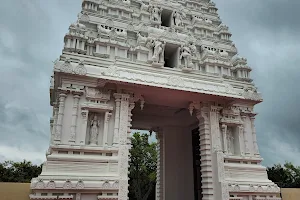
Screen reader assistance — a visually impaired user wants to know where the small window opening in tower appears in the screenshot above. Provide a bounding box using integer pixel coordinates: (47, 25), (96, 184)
(164, 43), (179, 68)
(161, 9), (173, 27)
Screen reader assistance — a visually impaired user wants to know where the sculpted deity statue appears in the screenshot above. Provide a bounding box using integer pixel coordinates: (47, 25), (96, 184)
(149, 6), (162, 22)
(226, 129), (234, 155)
(180, 44), (194, 69)
(151, 39), (166, 63)
(139, 0), (149, 11)
(90, 115), (101, 145)
(189, 42), (197, 56)
(172, 11), (184, 27)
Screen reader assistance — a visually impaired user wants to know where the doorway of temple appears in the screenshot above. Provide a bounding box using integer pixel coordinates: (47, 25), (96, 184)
(192, 128), (203, 200)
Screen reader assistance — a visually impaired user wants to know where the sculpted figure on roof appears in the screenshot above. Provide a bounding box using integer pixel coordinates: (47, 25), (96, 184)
(149, 5), (162, 22)
(180, 43), (194, 69)
(152, 39), (166, 63)
(172, 10), (184, 27)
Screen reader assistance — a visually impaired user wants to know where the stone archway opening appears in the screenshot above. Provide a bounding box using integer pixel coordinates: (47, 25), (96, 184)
(129, 85), (203, 200)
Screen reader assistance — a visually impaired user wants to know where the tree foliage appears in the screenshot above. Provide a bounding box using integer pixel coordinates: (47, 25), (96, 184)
(267, 162), (300, 188)
(0, 160), (42, 183)
(129, 132), (157, 200)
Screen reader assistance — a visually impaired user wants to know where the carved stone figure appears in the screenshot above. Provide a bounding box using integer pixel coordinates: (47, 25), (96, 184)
(172, 11), (183, 27)
(180, 44), (194, 69)
(149, 6), (162, 22)
(226, 129), (234, 155)
(98, 25), (110, 35)
(151, 39), (165, 63)
(140, 1), (149, 11)
(90, 115), (100, 145)
(189, 42), (197, 56)
(136, 32), (147, 46)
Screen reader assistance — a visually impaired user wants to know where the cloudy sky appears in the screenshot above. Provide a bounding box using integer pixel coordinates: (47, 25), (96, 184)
(0, 0), (299, 166)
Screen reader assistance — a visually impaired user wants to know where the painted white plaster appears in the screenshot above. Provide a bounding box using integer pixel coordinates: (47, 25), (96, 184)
(30, 0), (281, 200)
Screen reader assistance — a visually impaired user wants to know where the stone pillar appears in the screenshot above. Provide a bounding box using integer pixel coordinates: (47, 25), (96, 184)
(196, 104), (214, 200)
(113, 94), (122, 146)
(156, 131), (164, 200)
(80, 110), (89, 145)
(238, 125), (245, 156)
(69, 93), (81, 143)
(250, 116), (260, 156)
(103, 111), (112, 146)
(117, 94), (130, 200)
(221, 124), (227, 153)
(54, 92), (67, 143)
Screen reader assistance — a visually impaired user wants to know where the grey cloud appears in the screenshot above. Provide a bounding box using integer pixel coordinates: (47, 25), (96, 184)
(0, 0), (299, 166)
(0, 0), (81, 162)
(215, 0), (300, 165)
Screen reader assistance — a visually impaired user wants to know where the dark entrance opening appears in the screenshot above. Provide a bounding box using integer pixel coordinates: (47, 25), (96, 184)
(192, 128), (203, 200)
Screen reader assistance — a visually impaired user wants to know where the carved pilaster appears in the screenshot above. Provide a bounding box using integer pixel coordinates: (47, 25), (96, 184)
(238, 125), (245, 156)
(221, 124), (227, 154)
(250, 117), (260, 156)
(80, 110), (89, 144)
(69, 93), (81, 143)
(54, 92), (68, 142)
(156, 130), (164, 200)
(113, 94), (122, 146)
(103, 111), (112, 146)
(196, 103), (214, 200)
(117, 94), (130, 200)
(241, 116), (250, 155)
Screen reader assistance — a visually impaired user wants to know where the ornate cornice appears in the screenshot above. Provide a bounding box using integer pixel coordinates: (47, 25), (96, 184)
(55, 58), (262, 102)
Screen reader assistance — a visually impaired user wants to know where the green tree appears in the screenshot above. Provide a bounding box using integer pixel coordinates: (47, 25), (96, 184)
(129, 132), (157, 200)
(267, 162), (300, 188)
(0, 160), (42, 182)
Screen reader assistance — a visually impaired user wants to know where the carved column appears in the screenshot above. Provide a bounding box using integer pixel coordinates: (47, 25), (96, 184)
(69, 93), (81, 143)
(238, 125), (245, 156)
(196, 104), (214, 200)
(221, 124), (227, 153)
(156, 131), (164, 200)
(113, 94), (122, 146)
(241, 116), (250, 155)
(103, 111), (112, 146)
(54, 92), (68, 142)
(250, 117), (260, 156)
(117, 94), (130, 200)
(80, 110), (89, 145)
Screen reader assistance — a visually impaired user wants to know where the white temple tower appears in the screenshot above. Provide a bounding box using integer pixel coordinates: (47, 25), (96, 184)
(30, 0), (281, 200)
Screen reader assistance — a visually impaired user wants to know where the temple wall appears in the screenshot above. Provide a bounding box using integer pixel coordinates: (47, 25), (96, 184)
(55, 89), (116, 146)
(164, 126), (194, 200)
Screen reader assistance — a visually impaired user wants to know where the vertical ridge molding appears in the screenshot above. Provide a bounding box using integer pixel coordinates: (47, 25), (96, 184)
(117, 93), (130, 200)
(196, 103), (214, 200)
(54, 92), (68, 143)
(156, 131), (164, 200)
(69, 92), (82, 143)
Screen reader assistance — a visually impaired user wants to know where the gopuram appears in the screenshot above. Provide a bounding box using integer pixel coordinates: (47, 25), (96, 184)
(30, 0), (281, 200)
